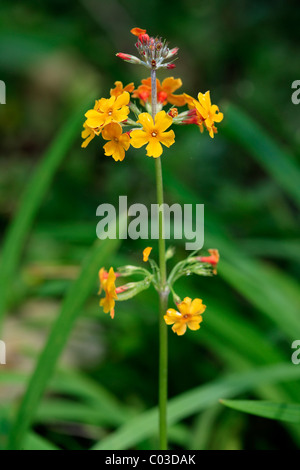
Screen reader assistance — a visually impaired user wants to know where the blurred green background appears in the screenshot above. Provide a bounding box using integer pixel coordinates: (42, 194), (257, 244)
(0, 0), (300, 450)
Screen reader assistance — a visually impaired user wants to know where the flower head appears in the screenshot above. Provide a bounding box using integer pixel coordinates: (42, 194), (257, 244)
(164, 297), (206, 336)
(81, 122), (101, 148)
(85, 92), (130, 129)
(132, 77), (185, 108)
(198, 249), (220, 274)
(185, 92), (223, 138)
(99, 267), (118, 318)
(130, 111), (175, 158)
(102, 122), (130, 162)
(110, 81), (135, 98)
(143, 246), (152, 262)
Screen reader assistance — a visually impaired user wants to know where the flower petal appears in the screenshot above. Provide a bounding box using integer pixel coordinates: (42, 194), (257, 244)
(172, 322), (187, 336)
(161, 77), (182, 93)
(114, 91), (130, 108)
(146, 138), (163, 158)
(102, 122), (122, 140)
(138, 112), (154, 132)
(130, 129), (149, 148)
(159, 130), (175, 148)
(190, 298), (206, 315)
(187, 321), (201, 331)
(154, 111), (172, 132)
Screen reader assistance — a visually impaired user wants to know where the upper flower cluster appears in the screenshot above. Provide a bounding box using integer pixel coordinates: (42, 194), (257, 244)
(81, 27), (224, 160)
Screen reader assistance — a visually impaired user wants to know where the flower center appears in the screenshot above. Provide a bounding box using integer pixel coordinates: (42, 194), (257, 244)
(113, 137), (119, 143)
(151, 131), (157, 137)
(108, 110), (113, 116)
(183, 314), (189, 320)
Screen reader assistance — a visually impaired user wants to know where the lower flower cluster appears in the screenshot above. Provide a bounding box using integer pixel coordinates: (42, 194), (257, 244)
(98, 247), (219, 336)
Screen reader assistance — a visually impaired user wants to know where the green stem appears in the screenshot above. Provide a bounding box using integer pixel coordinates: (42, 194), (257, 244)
(151, 68), (169, 450)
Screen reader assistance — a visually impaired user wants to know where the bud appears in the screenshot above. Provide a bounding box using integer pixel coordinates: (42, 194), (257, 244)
(139, 33), (150, 44)
(116, 53), (143, 65)
(168, 108), (178, 118)
(165, 47), (179, 59)
(167, 63), (176, 69)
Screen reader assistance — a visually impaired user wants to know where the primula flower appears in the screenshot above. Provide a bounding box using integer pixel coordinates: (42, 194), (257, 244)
(102, 122), (130, 162)
(130, 111), (175, 158)
(164, 297), (206, 336)
(198, 249), (220, 274)
(110, 81), (135, 98)
(143, 246), (152, 262)
(132, 77), (185, 107)
(99, 267), (118, 319)
(185, 92), (223, 138)
(85, 91), (130, 129)
(81, 122), (101, 148)
(158, 77), (186, 106)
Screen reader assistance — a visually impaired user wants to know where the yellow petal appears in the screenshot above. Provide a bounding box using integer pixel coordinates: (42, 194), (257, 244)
(85, 110), (106, 128)
(102, 122), (122, 140)
(178, 297), (192, 315)
(114, 91), (130, 108)
(159, 130), (175, 148)
(146, 138), (163, 158)
(164, 315), (175, 325)
(130, 129), (149, 148)
(172, 322), (187, 336)
(187, 321), (201, 331)
(154, 110), (172, 132)
(143, 246), (152, 262)
(119, 133), (131, 150)
(112, 107), (130, 123)
(81, 131), (95, 148)
(190, 298), (206, 315)
(137, 112), (154, 132)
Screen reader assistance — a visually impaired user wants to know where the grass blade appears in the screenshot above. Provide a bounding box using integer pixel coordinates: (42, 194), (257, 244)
(92, 363), (300, 450)
(7, 235), (121, 450)
(222, 103), (300, 207)
(0, 96), (93, 333)
(221, 399), (300, 424)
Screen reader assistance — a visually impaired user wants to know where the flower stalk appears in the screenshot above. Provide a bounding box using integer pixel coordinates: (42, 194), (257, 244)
(151, 66), (169, 450)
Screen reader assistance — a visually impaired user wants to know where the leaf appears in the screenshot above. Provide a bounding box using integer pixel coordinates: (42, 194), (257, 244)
(7, 233), (121, 450)
(0, 96), (94, 333)
(92, 363), (300, 450)
(221, 399), (300, 423)
(222, 103), (300, 207)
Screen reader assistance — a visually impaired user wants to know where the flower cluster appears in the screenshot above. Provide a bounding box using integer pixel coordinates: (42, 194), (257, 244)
(98, 247), (219, 336)
(81, 27), (224, 160)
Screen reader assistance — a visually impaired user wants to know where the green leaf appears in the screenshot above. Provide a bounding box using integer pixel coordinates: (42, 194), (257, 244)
(7, 234), (121, 450)
(0, 96), (94, 333)
(23, 432), (60, 451)
(222, 103), (300, 207)
(92, 363), (300, 450)
(221, 399), (300, 423)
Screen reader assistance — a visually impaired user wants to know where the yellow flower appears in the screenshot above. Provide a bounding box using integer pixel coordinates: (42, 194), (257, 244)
(143, 246), (152, 262)
(85, 91), (130, 129)
(130, 111), (175, 158)
(164, 297), (206, 336)
(189, 91), (223, 138)
(99, 267), (118, 319)
(102, 122), (130, 162)
(81, 122), (101, 148)
(110, 81), (135, 98)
